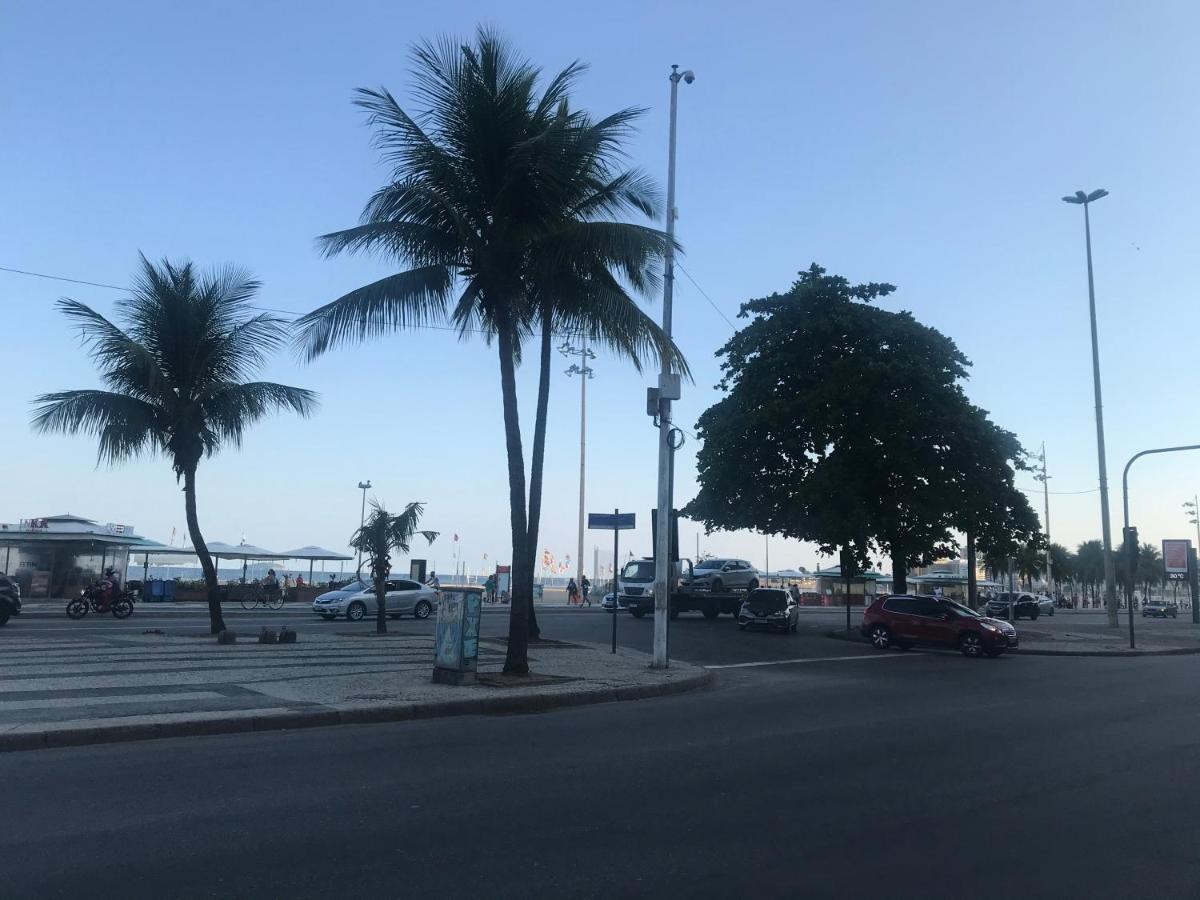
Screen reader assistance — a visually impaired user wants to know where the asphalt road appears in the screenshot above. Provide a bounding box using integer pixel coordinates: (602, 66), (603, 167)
(6, 605), (1200, 897)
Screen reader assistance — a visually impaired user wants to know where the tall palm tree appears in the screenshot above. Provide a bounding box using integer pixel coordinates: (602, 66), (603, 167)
(295, 28), (682, 673)
(349, 500), (438, 634)
(32, 255), (317, 633)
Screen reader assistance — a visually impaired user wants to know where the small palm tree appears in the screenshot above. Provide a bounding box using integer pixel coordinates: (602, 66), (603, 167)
(349, 501), (438, 634)
(32, 255), (317, 633)
(295, 28), (683, 673)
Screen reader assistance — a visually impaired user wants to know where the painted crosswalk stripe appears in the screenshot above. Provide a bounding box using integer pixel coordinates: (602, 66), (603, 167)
(705, 653), (925, 669)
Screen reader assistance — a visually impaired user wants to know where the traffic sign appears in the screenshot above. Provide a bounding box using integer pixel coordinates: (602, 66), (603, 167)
(588, 512), (636, 531)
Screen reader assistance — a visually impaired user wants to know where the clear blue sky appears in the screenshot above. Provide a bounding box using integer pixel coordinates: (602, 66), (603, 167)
(4, 0), (1200, 577)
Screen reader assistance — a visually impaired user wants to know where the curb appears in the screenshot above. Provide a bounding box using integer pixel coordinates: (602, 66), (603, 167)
(0, 669), (712, 753)
(823, 629), (1200, 658)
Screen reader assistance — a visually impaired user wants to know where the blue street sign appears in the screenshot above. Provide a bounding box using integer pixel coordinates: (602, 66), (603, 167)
(588, 512), (636, 531)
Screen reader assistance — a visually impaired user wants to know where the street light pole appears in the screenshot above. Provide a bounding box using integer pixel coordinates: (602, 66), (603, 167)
(356, 480), (371, 573)
(1035, 443), (1052, 593)
(653, 64), (694, 670)
(1063, 188), (1117, 626)
(1123, 444), (1200, 648)
(561, 340), (595, 590)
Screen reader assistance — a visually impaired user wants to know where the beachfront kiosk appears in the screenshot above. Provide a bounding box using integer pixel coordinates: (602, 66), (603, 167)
(0, 514), (151, 599)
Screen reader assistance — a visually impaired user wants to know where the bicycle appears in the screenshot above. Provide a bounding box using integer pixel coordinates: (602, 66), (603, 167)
(240, 583), (285, 611)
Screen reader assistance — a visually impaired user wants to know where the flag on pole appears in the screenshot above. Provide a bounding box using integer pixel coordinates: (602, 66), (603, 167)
(454, 533), (459, 542)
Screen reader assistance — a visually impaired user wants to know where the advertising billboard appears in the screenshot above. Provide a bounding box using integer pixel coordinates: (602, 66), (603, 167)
(1162, 539), (1191, 577)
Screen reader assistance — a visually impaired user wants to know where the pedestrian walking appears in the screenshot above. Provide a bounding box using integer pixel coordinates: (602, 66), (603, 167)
(567, 577), (578, 605)
(484, 574), (496, 604)
(581, 575), (591, 606)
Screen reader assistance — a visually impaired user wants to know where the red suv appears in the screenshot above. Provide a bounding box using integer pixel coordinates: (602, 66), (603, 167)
(861, 594), (1017, 658)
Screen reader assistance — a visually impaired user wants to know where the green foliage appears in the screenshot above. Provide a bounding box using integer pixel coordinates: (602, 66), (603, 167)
(1048, 543), (1074, 584)
(294, 27), (686, 670)
(684, 264), (1041, 579)
(32, 255), (317, 633)
(349, 501), (438, 633)
(33, 255), (317, 475)
(1074, 540), (1107, 586)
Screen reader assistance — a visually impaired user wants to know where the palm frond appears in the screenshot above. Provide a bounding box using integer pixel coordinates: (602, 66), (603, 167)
(293, 265), (453, 360)
(31, 389), (162, 465)
(55, 298), (170, 400)
(203, 381), (318, 447)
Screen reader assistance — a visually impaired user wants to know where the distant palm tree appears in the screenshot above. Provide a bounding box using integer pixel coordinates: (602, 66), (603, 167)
(32, 255), (317, 633)
(1048, 542), (1074, 593)
(349, 501), (438, 634)
(294, 28), (682, 673)
(1016, 542), (1044, 590)
(1075, 540), (1106, 604)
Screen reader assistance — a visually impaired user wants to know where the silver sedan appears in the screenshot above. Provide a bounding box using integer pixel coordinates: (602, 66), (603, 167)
(312, 578), (437, 621)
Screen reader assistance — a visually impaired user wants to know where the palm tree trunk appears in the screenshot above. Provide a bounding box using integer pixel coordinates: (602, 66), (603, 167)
(183, 465), (225, 634)
(375, 571), (387, 634)
(523, 307), (554, 642)
(497, 315), (531, 674)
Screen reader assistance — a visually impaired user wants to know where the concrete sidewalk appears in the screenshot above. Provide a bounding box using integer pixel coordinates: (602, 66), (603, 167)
(0, 631), (709, 751)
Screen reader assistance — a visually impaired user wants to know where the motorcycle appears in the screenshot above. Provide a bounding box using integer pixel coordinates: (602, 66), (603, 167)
(66, 582), (134, 620)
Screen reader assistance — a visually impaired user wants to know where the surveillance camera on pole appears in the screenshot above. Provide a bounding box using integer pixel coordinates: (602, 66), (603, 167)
(652, 64), (695, 669)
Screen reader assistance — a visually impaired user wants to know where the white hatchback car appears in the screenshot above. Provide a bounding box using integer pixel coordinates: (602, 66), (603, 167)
(312, 578), (438, 621)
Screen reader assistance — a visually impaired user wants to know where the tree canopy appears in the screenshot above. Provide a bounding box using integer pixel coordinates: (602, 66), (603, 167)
(684, 264), (1041, 589)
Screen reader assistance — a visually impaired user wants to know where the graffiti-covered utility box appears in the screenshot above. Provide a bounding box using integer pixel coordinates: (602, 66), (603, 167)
(432, 587), (482, 685)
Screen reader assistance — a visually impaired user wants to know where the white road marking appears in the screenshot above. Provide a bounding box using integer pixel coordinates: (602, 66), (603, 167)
(705, 653), (925, 669)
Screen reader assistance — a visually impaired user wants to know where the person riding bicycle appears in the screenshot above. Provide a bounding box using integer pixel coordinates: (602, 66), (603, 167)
(426, 571), (441, 590)
(263, 568), (280, 600)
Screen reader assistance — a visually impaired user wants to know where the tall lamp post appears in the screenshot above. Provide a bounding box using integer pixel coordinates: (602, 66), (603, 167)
(561, 339), (595, 591)
(652, 64), (694, 670)
(1062, 188), (1117, 626)
(1184, 496), (1200, 622)
(1034, 442), (1052, 593)
(356, 480), (371, 573)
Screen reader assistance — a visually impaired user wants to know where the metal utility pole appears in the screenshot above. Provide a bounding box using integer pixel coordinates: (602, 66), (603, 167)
(652, 64), (694, 670)
(1062, 188), (1117, 626)
(356, 480), (371, 573)
(764, 535), (769, 588)
(1123, 444), (1200, 648)
(561, 339), (595, 589)
(1184, 495), (1200, 556)
(1035, 443), (1052, 593)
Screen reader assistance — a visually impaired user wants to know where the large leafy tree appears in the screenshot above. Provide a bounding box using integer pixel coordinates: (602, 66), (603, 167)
(685, 264), (1039, 589)
(350, 501), (438, 634)
(32, 255), (316, 633)
(295, 29), (680, 673)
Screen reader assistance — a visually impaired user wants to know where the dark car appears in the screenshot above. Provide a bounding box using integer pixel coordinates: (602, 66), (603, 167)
(737, 588), (799, 633)
(862, 594), (1017, 658)
(0, 573), (22, 626)
(1143, 600), (1178, 618)
(985, 592), (1041, 621)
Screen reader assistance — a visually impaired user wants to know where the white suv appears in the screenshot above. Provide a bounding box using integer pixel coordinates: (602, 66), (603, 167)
(686, 558), (760, 593)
